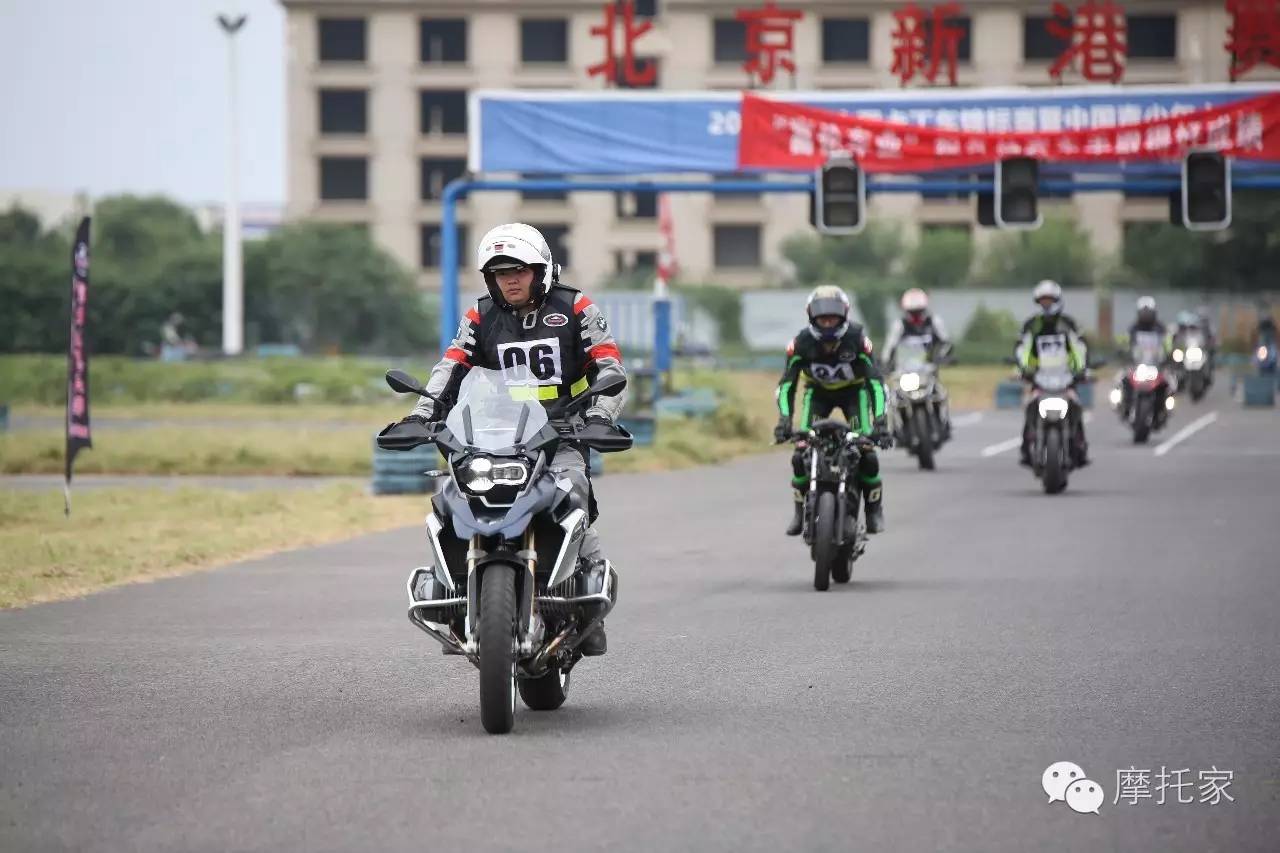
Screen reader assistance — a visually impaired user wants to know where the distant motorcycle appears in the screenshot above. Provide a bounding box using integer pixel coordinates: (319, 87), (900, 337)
(377, 367), (632, 735)
(888, 337), (952, 471)
(1112, 337), (1174, 444)
(1256, 338), (1278, 376)
(1171, 329), (1212, 402)
(783, 421), (880, 591)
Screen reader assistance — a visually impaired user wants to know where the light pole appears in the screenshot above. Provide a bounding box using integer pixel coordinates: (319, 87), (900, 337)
(217, 12), (247, 356)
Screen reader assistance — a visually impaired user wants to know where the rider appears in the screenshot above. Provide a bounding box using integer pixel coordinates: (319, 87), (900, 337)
(1014, 279), (1089, 467)
(396, 223), (626, 656)
(1120, 295), (1173, 413)
(884, 288), (953, 437)
(774, 285), (891, 537)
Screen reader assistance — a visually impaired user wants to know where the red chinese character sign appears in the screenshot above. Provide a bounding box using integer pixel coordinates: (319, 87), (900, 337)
(1227, 0), (1280, 80)
(1047, 1), (1128, 83)
(892, 3), (967, 87)
(735, 2), (803, 86)
(589, 1), (656, 87)
(736, 92), (1280, 173)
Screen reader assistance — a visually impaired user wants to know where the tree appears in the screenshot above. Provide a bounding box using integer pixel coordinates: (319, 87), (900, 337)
(907, 228), (973, 291)
(780, 224), (906, 341)
(973, 217), (1095, 290)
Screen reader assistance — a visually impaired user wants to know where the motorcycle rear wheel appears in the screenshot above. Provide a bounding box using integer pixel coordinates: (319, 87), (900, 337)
(812, 492), (836, 591)
(479, 564), (518, 734)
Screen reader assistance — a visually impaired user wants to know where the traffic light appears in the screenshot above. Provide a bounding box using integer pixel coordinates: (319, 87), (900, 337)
(995, 157), (1041, 229)
(811, 156), (865, 235)
(1181, 151), (1231, 231)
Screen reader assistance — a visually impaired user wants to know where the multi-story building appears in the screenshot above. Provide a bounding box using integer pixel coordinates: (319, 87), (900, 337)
(282, 0), (1271, 290)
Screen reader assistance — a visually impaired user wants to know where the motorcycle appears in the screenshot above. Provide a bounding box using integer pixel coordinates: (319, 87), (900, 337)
(783, 421), (880, 591)
(1007, 338), (1094, 495)
(1112, 337), (1174, 444)
(1256, 338), (1278, 376)
(1171, 329), (1212, 402)
(377, 366), (632, 735)
(888, 337), (952, 471)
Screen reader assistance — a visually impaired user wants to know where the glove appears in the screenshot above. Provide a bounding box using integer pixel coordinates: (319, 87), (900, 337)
(398, 413), (430, 426)
(584, 414), (613, 427)
(872, 418), (893, 449)
(773, 418), (792, 443)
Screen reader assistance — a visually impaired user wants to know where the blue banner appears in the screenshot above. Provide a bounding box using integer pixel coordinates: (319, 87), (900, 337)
(474, 84), (1280, 175)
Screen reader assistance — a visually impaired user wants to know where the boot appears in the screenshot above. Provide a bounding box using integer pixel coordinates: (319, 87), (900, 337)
(579, 621), (607, 656)
(578, 558), (612, 656)
(785, 498), (804, 536)
(864, 485), (885, 534)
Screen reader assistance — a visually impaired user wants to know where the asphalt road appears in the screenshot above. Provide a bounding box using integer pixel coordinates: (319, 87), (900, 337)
(3, 384), (1278, 852)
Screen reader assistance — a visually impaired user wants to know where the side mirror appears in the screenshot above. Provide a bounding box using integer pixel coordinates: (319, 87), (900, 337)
(386, 369), (427, 395)
(588, 374), (627, 398)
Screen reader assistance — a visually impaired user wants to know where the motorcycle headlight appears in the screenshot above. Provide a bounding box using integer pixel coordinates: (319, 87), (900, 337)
(898, 372), (921, 393)
(455, 456), (528, 495)
(1258, 346), (1270, 360)
(1109, 388), (1123, 406)
(1134, 364), (1159, 383)
(1184, 346), (1203, 366)
(1038, 397), (1069, 419)
(1171, 349), (1184, 363)
(1165, 396), (1176, 411)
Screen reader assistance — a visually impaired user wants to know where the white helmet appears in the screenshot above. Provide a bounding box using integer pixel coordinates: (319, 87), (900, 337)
(901, 288), (929, 323)
(1033, 279), (1063, 316)
(476, 223), (555, 307)
(1136, 295), (1158, 324)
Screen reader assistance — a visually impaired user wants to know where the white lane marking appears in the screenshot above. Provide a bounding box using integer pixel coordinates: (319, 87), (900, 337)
(1153, 411), (1220, 457)
(981, 437), (1022, 457)
(951, 412), (984, 428)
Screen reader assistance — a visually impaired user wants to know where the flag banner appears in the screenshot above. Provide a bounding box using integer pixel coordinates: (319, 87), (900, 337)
(737, 91), (1280, 172)
(65, 216), (92, 490)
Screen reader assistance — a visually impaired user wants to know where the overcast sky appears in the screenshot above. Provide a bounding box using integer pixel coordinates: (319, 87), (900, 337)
(0, 0), (284, 204)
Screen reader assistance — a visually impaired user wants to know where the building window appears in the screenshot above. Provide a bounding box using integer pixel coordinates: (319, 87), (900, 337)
(1128, 15), (1177, 59)
(924, 16), (971, 62)
(318, 89), (367, 135)
(521, 19), (569, 64)
(528, 223), (570, 270)
(822, 18), (870, 63)
(319, 157), (367, 201)
(714, 225), (761, 268)
(615, 250), (658, 273)
(521, 174), (567, 202)
(420, 19), (467, 63)
(618, 56), (660, 88)
(1023, 16), (1058, 61)
(634, 0), (658, 18)
(318, 18), (365, 62)
(419, 90), (467, 135)
(420, 224), (470, 270)
(713, 20), (747, 63)
(616, 191), (658, 219)
(420, 158), (467, 201)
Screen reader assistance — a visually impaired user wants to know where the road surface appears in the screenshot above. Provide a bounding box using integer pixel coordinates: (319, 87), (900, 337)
(3, 385), (1278, 852)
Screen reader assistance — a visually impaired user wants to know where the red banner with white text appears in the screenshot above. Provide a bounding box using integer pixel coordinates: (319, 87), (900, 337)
(737, 91), (1280, 172)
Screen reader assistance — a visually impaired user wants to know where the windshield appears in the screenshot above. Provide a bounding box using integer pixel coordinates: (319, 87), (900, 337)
(443, 367), (550, 451)
(896, 337), (932, 373)
(1181, 330), (1206, 348)
(1131, 330), (1164, 365)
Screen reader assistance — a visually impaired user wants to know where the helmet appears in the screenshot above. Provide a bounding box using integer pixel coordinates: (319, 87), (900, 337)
(806, 285), (852, 342)
(1033, 279), (1063, 316)
(901, 288), (930, 325)
(476, 223), (554, 308)
(1136, 295), (1158, 325)
(1176, 310), (1199, 328)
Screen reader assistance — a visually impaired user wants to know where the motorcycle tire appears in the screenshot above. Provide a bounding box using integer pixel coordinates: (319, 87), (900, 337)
(1133, 398), (1152, 444)
(1042, 428), (1068, 495)
(478, 564), (518, 734)
(914, 410), (935, 471)
(812, 492), (836, 592)
(519, 665), (570, 711)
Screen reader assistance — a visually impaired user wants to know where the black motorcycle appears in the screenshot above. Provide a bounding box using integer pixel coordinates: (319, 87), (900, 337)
(785, 420), (880, 591)
(888, 337), (953, 471)
(1007, 349), (1096, 495)
(377, 367), (632, 735)
(1171, 329), (1212, 402)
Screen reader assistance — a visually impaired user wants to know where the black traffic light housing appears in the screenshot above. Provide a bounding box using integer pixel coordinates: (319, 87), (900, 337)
(811, 156), (866, 235)
(995, 157), (1042, 229)
(1181, 151), (1231, 231)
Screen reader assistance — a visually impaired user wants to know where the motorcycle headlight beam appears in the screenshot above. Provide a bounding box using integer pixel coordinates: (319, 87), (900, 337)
(455, 456), (528, 495)
(898, 372), (921, 393)
(1038, 397), (1070, 419)
(1171, 349), (1184, 363)
(1165, 396), (1176, 411)
(1134, 364), (1160, 383)
(1109, 388), (1123, 407)
(1185, 346), (1203, 365)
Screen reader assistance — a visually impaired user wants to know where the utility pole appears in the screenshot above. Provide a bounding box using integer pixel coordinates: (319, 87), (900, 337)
(218, 12), (248, 356)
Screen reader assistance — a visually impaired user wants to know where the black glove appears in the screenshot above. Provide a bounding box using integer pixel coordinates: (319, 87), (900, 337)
(773, 418), (792, 443)
(872, 418), (893, 449)
(398, 413), (430, 426)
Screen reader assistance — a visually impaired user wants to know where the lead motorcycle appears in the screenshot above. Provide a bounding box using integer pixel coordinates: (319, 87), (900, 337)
(377, 367), (632, 735)
(1008, 340), (1094, 495)
(783, 421), (883, 591)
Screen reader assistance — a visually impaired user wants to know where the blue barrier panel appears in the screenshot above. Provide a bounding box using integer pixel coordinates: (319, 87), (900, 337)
(1242, 375), (1276, 407)
(995, 381), (1024, 409)
(372, 436), (439, 495)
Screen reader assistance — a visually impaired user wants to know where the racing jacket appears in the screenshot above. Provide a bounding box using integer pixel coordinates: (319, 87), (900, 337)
(1014, 314), (1088, 375)
(884, 315), (951, 370)
(776, 325), (887, 433)
(411, 283), (627, 423)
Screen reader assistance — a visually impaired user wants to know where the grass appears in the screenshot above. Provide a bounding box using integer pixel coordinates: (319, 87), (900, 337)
(0, 484), (426, 609)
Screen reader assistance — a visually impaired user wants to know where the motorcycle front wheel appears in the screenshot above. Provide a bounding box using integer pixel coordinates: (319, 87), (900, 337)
(479, 564), (518, 734)
(1042, 428), (1068, 494)
(913, 408), (935, 470)
(812, 492), (836, 591)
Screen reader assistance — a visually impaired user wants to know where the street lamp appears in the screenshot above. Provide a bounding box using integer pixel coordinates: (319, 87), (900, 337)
(217, 12), (247, 356)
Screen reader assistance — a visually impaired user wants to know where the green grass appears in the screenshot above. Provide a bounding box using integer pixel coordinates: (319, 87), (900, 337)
(0, 485), (426, 609)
